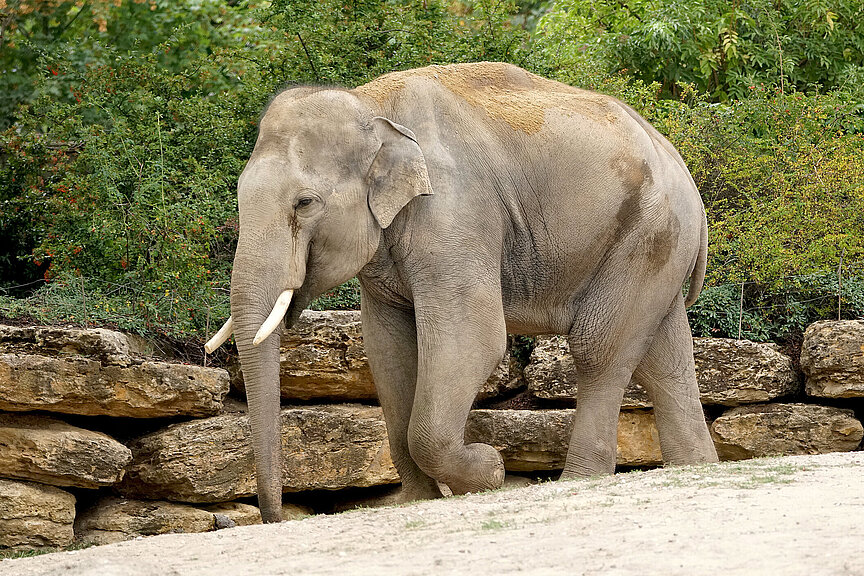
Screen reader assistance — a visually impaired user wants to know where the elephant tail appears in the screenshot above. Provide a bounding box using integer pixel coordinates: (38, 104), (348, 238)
(684, 209), (708, 308)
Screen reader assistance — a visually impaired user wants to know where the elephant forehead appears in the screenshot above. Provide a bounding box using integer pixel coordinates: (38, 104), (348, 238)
(240, 156), (321, 196)
(262, 90), (373, 138)
(249, 130), (367, 184)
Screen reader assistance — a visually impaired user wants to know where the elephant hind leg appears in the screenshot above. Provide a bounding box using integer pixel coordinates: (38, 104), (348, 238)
(561, 253), (688, 478)
(633, 294), (718, 465)
(561, 307), (654, 478)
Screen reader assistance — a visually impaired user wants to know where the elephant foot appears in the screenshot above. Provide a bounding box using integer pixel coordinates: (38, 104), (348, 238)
(560, 440), (617, 480)
(442, 443), (506, 496)
(661, 444), (720, 467)
(396, 480), (445, 504)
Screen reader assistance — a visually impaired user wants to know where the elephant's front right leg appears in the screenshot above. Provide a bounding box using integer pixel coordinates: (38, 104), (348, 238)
(360, 292), (442, 502)
(407, 292), (508, 495)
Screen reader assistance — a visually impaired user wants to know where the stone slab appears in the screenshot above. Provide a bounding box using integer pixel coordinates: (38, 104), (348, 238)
(465, 409), (662, 470)
(524, 335), (799, 408)
(0, 324), (152, 365)
(119, 405), (399, 503)
(710, 403), (864, 460)
(801, 320), (864, 398)
(0, 353), (228, 418)
(74, 497), (217, 545)
(0, 479), (75, 550)
(0, 413), (131, 488)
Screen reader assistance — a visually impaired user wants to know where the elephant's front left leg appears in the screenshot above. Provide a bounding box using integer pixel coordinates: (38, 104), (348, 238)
(408, 288), (508, 495)
(360, 291), (443, 502)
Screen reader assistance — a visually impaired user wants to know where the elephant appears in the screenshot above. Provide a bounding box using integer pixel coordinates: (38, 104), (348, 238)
(205, 62), (719, 523)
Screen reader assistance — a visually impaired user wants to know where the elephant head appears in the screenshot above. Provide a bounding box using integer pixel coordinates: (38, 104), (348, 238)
(204, 89), (432, 522)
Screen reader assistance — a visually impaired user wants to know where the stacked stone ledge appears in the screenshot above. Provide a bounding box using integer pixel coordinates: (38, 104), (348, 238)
(0, 325), (231, 550)
(800, 320), (864, 398)
(2, 313), (864, 552)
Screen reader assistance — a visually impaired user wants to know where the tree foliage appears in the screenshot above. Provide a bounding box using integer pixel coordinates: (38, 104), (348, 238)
(536, 0), (864, 100)
(261, 0), (528, 87)
(1, 0), (862, 343)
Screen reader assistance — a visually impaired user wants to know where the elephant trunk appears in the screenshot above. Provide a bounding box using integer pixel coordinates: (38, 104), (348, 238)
(231, 273), (285, 524)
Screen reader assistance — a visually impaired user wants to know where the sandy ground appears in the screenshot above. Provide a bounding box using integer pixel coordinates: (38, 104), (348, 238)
(4, 452), (863, 576)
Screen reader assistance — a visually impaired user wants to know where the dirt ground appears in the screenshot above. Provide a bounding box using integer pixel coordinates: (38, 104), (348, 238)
(4, 452), (863, 576)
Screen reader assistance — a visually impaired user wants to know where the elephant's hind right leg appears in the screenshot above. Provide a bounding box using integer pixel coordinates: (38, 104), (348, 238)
(633, 294), (718, 465)
(561, 257), (687, 479)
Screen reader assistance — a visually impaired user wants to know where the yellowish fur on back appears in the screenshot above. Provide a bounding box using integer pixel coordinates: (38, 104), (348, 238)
(354, 62), (611, 135)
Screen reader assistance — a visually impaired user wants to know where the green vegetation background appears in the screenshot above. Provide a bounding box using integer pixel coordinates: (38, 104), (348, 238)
(1, 0), (862, 347)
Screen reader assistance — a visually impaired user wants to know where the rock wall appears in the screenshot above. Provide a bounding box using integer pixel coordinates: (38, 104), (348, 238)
(0, 315), (861, 551)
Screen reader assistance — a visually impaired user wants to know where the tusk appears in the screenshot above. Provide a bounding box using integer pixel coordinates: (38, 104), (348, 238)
(253, 290), (294, 346)
(204, 316), (234, 354)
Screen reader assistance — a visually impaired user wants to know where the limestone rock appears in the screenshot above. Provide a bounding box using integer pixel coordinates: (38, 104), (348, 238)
(231, 311), (376, 401)
(800, 320), (864, 398)
(0, 324), (152, 366)
(0, 354), (229, 418)
(465, 408), (569, 471)
(616, 411), (664, 467)
(0, 413), (131, 488)
(0, 479), (75, 550)
(524, 335), (798, 408)
(280, 310), (376, 401)
(202, 502), (262, 527)
(74, 497), (217, 545)
(693, 337), (799, 406)
(523, 337), (651, 408)
(202, 502), (312, 526)
(710, 403), (864, 460)
(76, 497), (312, 545)
(476, 352), (525, 403)
(464, 409), (662, 470)
(119, 405), (399, 503)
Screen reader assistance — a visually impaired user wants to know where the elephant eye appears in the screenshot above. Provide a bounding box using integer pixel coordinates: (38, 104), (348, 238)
(295, 197), (314, 209)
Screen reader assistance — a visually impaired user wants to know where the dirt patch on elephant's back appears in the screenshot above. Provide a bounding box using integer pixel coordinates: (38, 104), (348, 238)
(354, 70), (407, 104)
(355, 62), (610, 134)
(6, 452), (864, 576)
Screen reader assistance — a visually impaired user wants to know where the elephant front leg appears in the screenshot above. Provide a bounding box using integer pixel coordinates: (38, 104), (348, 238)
(407, 294), (508, 495)
(360, 292), (442, 502)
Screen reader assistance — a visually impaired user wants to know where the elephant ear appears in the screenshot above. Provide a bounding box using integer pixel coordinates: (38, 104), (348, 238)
(366, 117), (433, 229)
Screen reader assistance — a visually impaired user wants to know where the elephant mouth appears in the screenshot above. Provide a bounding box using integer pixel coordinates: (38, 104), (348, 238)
(284, 289), (311, 331)
(284, 299), (301, 330)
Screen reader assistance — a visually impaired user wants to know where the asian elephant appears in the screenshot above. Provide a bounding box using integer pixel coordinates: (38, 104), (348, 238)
(205, 62), (719, 523)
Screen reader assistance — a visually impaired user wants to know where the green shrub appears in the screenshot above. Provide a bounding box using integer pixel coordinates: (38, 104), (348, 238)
(654, 87), (864, 282)
(658, 89), (864, 339)
(310, 278), (362, 311)
(0, 35), (271, 335)
(688, 274), (864, 341)
(260, 0), (529, 88)
(534, 0), (864, 101)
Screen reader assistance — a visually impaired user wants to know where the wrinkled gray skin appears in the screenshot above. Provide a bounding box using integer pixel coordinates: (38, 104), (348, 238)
(230, 63), (718, 523)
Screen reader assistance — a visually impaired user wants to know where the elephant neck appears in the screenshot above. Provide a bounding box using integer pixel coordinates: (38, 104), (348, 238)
(358, 234), (414, 309)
